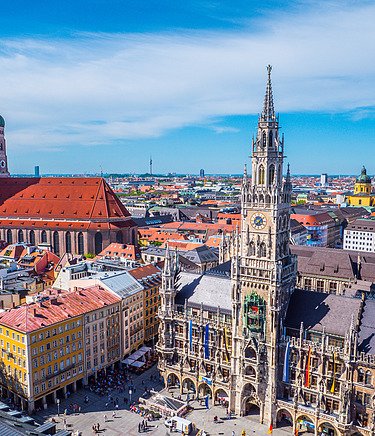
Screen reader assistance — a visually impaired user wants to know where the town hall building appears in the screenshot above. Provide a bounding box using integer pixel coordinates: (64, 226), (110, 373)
(157, 67), (375, 436)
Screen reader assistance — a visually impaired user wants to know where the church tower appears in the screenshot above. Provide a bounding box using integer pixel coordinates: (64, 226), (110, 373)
(0, 116), (10, 177)
(231, 66), (296, 423)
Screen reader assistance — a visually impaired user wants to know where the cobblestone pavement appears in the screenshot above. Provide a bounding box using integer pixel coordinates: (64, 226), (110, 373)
(34, 365), (293, 436)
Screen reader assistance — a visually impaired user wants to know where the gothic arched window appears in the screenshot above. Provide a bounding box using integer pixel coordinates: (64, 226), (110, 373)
(258, 166), (265, 185)
(249, 241), (255, 256)
(29, 230), (35, 245)
(41, 230), (47, 244)
(116, 231), (123, 244)
(269, 131), (273, 148)
(65, 232), (72, 253)
(6, 229), (12, 244)
(259, 243), (266, 258)
(77, 232), (84, 255)
(53, 231), (60, 255)
(94, 232), (102, 255)
(268, 165), (275, 185)
(262, 132), (266, 148)
(18, 230), (24, 243)
(365, 371), (372, 385)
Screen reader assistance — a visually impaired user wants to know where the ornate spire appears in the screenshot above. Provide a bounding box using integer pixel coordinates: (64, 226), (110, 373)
(164, 241), (172, 275)
(261, 65), (275, 123)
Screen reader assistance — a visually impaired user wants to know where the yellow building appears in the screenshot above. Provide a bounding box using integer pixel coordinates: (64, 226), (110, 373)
(347, 166), (375, 206)
(0, 285), (120, 413)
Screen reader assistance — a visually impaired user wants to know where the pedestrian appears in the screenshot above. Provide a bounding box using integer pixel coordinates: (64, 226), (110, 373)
(97, 422), (100, 431)
(79, 406), (81, 413)
(115, 403), (119, 410)
(104, 414), (107, 422)
(112, 411), (116, 419)
(138, 423), (141, 432)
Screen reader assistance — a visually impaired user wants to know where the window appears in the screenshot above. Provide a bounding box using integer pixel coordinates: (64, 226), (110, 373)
(358, 369), (365, 383)
(317, 280), (324, 292)
(365, 371), (372, 385)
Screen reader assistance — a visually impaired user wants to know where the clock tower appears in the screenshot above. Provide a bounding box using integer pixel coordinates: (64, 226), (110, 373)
(0, 115), (10, 177)
(231, 66), (296, 423)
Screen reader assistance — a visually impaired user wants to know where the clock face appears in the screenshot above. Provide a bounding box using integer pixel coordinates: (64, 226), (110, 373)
(0, 160), (5, 169)
(251, 213), (267, 230)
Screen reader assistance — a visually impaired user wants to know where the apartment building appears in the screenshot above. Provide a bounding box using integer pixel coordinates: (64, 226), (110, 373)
(0, 286), (120, 413)
(343, 218), (375, 252)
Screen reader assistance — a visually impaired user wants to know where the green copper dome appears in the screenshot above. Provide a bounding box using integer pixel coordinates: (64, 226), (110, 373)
(0, 116), (4, 128)
(356, 166), (371, 183)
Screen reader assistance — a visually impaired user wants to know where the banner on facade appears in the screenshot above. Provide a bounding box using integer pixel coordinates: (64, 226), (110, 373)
(282, 342), (290, 382)
(189, 320), (193, 352)
(198, 375), (212, 386)
(330, 352), (335, 393)
(304, 347), (311, 387)
(224, 327), (230, 362)
(204, 324), (209, 360)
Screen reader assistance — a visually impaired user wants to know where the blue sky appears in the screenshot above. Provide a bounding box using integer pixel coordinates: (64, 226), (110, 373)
(1, 0), (375, 175)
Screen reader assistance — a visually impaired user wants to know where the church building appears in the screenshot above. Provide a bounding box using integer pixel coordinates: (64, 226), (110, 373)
(0, 118), (137, 255)
(346, 166), (375, 207)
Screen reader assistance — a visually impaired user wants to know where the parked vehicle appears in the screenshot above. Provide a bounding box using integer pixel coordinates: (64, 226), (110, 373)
(165, 416), (192, 434)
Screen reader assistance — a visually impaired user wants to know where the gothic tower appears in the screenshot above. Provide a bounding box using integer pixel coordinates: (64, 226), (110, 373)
(231, 66), (296, 423)
(0, 116), (10, 177)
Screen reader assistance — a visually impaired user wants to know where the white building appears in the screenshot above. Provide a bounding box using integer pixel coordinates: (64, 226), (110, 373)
(343, 218), (375, 252)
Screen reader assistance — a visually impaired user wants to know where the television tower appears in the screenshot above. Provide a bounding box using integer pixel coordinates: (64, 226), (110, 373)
(150, 155), (153, 175)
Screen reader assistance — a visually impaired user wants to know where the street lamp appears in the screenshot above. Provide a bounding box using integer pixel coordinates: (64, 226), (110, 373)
(56, 398), (60, 416)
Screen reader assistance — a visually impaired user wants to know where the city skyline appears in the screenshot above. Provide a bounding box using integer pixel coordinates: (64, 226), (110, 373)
(1, 1), (375, 175)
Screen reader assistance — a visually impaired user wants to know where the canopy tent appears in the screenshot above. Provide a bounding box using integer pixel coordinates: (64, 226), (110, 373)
(139, 346), (152, 353)
(131, 350), (146, 360)
(121, 356), (137, 365)
(130, 360), (145, 368)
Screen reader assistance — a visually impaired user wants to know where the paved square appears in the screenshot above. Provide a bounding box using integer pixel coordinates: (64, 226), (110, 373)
(34, 365), (292, 436)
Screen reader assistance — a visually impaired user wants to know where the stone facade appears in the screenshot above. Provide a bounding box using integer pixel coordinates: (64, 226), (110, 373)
(157, 67), (375, 436)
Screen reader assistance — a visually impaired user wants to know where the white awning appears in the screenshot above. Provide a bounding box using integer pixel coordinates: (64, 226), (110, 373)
(121, 356), (137, 365)
(130, 360), (145, 368)
(131, 350), (146, 359)
(139, 346), (152, 353)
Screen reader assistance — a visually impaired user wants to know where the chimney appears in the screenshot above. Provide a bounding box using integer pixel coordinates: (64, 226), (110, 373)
(33, 308), (37, 316)
(50, 298), (58, 305)
(11, 302), (15, 309)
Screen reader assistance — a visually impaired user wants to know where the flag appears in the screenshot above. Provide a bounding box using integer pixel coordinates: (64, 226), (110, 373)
(304, 347), (311, 387)
(330, 352), (335, 393)
(282, 342), (290, 382)
(205, 395), (209, 409)
(295, 427), (299, 436)
(189, 320), (193, 352)
(204, 324), (209, 360)
(267, 423), (273, 434)
(224, 328), (230, 362)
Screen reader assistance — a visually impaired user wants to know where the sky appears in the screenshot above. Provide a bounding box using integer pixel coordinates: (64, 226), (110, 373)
(1, 0), (375, 176)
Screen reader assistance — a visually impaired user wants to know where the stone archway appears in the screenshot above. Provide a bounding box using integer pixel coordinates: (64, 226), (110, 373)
(182, 377), (196, 394)
(166, 372), (181, 388)
(318, 422), (337, 436)
(277, 408), (293, 428)
(198, 382), (212, 399)
(215, 388), (229, 407)
(241, 383), (261, 419)
(296, 415), (315, 434)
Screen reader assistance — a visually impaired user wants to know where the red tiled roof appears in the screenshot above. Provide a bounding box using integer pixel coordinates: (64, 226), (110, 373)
(0, 285), (120, 333)
(0, 177), (131, 222)
(95, 242), (141, 261)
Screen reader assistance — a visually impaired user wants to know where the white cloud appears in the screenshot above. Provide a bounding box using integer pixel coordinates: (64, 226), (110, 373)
(1, 2), (375, 151)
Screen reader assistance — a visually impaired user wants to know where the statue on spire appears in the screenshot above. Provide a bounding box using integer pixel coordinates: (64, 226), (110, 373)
(262, 64), (276, 124)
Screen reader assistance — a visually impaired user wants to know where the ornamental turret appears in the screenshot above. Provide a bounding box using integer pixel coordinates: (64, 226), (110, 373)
(0, 115), (10, 177)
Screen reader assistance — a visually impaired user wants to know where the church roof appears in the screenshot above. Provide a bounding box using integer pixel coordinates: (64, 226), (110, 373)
(0, 177), (133, 225)
(356, 166), (371, 184)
